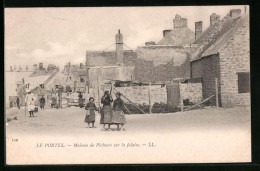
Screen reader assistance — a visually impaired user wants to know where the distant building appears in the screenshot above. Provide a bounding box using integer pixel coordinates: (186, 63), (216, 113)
(190, 9), (250, 107)
(157, 14), (195, 46)
(86, 30), (136, 87)
(135, 14), (198, 82)
(47, 64), (57, 72)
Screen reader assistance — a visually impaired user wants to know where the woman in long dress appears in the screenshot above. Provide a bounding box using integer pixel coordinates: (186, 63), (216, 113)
(51, 92), (56, 108)
(40, 95), (45, 110)
(85, 97), (97, 128)
(112, 92), (126, 131)
(78, 92), (84, 108)
(100, 91), (113, 130)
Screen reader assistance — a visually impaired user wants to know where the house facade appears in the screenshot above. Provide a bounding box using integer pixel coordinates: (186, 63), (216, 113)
(190, 9), (250, 107)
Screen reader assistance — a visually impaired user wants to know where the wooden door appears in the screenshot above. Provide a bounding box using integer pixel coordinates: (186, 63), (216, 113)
(166, 82), (180, 107)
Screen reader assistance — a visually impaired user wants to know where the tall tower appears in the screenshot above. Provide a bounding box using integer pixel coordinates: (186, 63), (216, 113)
(115, 29), (124, 65)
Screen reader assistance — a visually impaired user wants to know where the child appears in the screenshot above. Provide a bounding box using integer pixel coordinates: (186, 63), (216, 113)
(85, 97), (97, 128)
(28, 98), (35, 117)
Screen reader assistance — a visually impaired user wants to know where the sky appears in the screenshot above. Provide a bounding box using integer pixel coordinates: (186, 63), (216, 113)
(5, 6), (245, 69)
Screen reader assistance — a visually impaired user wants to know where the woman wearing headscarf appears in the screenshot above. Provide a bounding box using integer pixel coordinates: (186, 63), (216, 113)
(39, 95), (45, 110)
(85, 97), (97, 128)
(78, 92), (84, 108)
(100, 91), (113, 130)
(112, 92), (126, 131)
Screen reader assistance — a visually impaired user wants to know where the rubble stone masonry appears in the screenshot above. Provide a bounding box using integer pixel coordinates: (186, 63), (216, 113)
(218, 20), (250, 107)
(115, 85), (167, 105)
(180, 82), (203, 104)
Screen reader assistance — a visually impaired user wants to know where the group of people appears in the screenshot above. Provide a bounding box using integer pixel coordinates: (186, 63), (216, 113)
(84, 91), (126, 131)
(21, 90), (126, 130)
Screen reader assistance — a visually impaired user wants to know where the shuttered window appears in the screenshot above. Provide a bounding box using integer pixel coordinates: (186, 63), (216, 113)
(237, 72), (250, 93)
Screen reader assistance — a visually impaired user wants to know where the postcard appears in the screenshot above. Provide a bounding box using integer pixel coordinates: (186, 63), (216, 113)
(5, 6), (251, 165)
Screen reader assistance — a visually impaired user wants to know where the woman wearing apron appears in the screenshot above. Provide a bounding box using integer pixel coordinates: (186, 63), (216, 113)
(100, 91), (113, 130)
(112, 92), (126, 131)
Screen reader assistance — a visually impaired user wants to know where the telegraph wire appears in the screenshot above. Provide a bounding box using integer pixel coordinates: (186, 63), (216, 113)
(103, 43), (116, 52)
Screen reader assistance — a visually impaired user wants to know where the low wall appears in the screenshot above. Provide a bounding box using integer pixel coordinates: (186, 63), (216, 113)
(85, 83), (202, 106)
(114, 85), (167, 105)
(180, 82), (202, 104)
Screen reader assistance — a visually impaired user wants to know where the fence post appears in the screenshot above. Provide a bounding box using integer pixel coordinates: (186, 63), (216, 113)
(179, 80), (183, 112)
(149, 82), (152, 114)
(215, 78), (219, 108)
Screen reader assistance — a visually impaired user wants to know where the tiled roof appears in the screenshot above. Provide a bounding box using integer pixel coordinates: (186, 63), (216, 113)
(191, 11), (248, 61)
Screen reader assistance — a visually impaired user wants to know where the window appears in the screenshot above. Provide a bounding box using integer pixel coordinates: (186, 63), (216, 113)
(237, 72), (250, 93)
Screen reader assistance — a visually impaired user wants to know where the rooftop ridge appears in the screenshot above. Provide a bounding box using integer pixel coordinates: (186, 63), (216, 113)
(202, 15), (248, 57)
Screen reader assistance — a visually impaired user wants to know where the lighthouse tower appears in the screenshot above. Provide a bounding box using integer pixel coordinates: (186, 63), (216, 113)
(115, 29), (124, 65)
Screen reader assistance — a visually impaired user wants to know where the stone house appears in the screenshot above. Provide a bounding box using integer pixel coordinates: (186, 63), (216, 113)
(190, 9), (250, 107)
(135, 14), (199, 82)
(137, 14), (195, 67)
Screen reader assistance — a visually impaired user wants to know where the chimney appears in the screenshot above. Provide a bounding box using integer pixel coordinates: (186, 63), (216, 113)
(230, 9), (241, 19)
(80, 63), (83, 68)
(163, 30), (171, 37)
(145, 41), (156, 46)
(210, 13), (220, 26)
(173, 14), (187, 29)
(195, 21), (203, 40)
(39, 62), (43, 70)
(115, 29), (124, 65)
(10, 66), (12, 71)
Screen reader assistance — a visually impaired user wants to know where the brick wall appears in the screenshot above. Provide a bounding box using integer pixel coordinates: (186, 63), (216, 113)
(180, 82), (202, 104)
(218, 19), (250, 107)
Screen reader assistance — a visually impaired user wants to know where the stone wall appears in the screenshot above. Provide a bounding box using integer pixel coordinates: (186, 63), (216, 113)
(88, 65), (134, 86)
(134, 58), (190, 82)
(180, 82), (202, 104)
(85, 82), (202, 107)
(114, 85), (167, 105)
(86, 50), (137, 67)
(136, 46), (187, 66)
(218, 18), (250, 107)
(191, 54), (221, 105)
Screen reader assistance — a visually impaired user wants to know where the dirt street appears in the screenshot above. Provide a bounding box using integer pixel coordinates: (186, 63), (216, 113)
(5, 106), (251, 164)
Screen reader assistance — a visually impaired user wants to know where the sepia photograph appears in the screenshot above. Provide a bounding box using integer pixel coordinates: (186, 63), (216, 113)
(4, 6), (250, 165)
